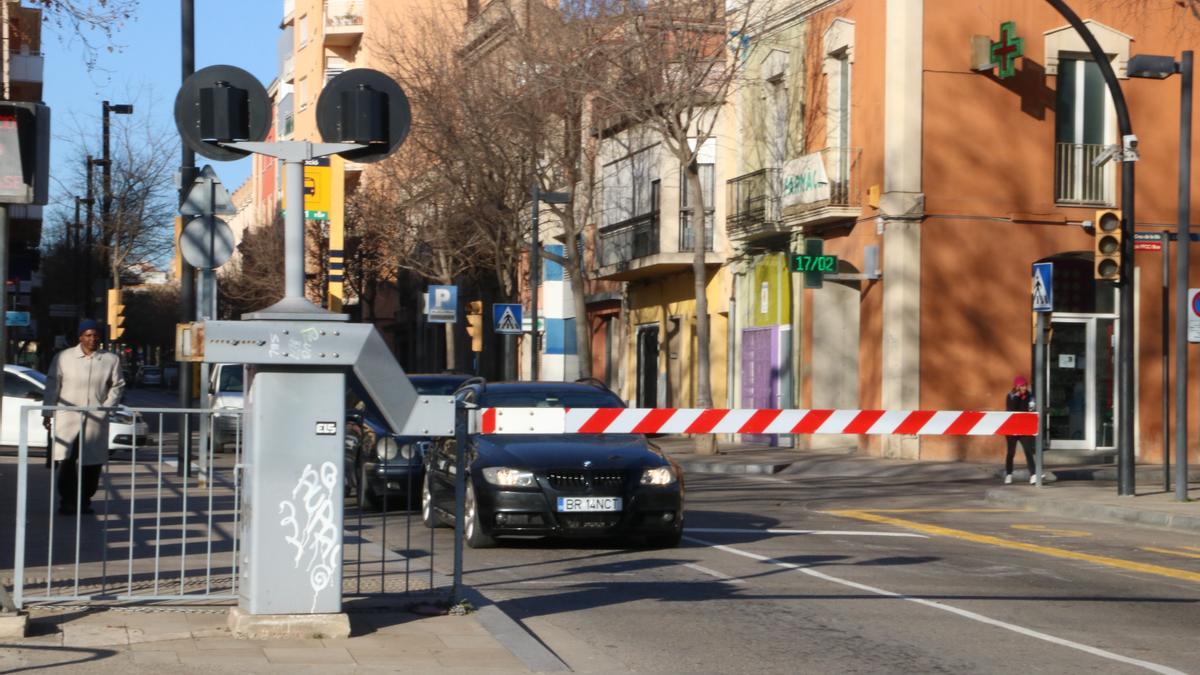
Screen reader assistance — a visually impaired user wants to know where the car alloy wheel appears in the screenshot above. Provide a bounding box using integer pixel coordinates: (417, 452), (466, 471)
(464, 482), (494, 548)
(421, 473), (443, 528)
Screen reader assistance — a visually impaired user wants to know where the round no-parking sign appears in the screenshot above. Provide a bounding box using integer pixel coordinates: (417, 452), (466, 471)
(1190, 289), (1200, 343)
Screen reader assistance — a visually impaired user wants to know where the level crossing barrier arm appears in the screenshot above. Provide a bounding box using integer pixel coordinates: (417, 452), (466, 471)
(474, 408), (1039, 437)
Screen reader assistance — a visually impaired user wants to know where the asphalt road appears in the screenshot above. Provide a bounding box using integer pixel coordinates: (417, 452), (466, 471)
(356, 470), (1200, 674)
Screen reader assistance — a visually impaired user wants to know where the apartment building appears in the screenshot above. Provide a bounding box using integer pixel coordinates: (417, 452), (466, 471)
(718, 0), (1199, 465)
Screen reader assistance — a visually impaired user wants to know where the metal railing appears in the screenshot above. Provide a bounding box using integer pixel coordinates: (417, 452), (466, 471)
(679, 210), (715, 252)
(325, 0), (364, 28)
(600, 211), (660, 267)
(784, 147), (861, 214)
(10, 406), (244, 607)
(726, 168), (781, 232)
(6, 404), (454, 609)
(1055, 142), (1115, 205)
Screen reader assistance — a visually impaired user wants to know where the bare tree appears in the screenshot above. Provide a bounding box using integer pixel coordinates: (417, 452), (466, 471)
(218, 215), (283, 319)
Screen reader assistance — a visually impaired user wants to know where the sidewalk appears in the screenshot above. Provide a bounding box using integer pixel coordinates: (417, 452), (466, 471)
(654, 436), (1200, 534)
(0, 599), (536, 673)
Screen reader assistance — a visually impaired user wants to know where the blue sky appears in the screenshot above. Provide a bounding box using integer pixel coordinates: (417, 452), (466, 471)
(42, 1), (282, 230)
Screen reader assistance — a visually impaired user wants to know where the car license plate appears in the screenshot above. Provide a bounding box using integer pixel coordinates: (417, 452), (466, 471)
(557, 496), (622, 512)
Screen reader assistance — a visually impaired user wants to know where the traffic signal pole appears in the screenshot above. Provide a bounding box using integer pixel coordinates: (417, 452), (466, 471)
(178, 0), (196, 476)
(1047, 0), (1137, 496)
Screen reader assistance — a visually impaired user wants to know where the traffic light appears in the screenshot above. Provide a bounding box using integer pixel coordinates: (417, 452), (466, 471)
(465, 301), (483, 352)
(1094, 209), (1122, 281)
(106, 289), (126, 342)
(0, 101), (51, 206)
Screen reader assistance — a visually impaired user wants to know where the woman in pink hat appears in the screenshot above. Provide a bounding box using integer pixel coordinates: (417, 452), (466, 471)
(1004, 376), (1038, 484)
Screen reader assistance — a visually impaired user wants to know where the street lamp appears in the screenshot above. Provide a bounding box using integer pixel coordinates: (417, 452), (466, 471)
(101, 101), (134, 292)
(74, 195), (93, 314)
(529, 184), (570, 381)
(1128, 51), (1193, 503)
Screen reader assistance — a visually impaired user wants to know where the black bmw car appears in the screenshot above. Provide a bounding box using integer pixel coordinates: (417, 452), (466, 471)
(346, 373), (473, 511)
(421, 380), (684, 548)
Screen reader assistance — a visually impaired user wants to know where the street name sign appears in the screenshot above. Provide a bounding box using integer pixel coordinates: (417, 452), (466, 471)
(5, 311), (29, 327)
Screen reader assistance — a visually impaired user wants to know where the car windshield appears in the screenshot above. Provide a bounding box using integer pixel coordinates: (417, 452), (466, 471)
(478, 389), (624, 409)
(218, 367), (243, 393)
(410, 377), (468, 396)
(21, 370), (46, 385)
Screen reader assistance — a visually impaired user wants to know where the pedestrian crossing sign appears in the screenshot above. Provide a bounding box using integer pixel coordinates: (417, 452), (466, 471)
(493, 303), (523, 335)
(1032, 262), (1053, 313)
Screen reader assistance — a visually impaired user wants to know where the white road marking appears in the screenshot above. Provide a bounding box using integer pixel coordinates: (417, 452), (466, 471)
(686, 536), (1186, 675)
(687, 527), (926, 538)
(682, 562), (746, 584)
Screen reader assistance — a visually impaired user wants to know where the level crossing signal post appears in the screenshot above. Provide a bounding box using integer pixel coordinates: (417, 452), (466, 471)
(172, 65), (463, 637)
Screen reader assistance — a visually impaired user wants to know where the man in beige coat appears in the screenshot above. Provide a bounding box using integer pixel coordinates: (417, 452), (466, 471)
(42, 320), (125, 515)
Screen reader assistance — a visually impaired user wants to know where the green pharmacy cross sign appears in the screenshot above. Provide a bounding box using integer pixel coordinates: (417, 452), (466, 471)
(792, 239), (838, 289)
(990, 21), (1024, 79)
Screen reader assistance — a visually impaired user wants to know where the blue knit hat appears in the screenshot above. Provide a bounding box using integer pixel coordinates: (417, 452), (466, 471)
(78, 319), (101, 336)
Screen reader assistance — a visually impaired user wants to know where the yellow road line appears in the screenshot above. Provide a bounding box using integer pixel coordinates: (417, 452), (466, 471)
(1011, 524), (1093, 538)
(1142, 546), (1200, 560)
(850, 508), (1026, 514)
(826, 509), (1200, 584)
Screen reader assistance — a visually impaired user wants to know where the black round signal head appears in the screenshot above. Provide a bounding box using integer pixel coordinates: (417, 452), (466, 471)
(316, 68), (411, 163)
(174, 65), (272, 161)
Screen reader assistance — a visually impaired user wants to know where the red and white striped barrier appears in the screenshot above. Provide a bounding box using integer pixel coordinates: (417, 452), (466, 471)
(476, 408), (1038, 436)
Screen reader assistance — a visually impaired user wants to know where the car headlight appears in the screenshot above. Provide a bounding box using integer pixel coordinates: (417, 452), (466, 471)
(374, 437), (415, 462)
(375, 437), (399, 461)
(640, 466), (676, 486)
(482, 467), (536, 487)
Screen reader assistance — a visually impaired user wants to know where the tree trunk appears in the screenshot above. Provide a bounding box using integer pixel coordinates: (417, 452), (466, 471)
(569, 255), (592, 380)
(687, 163), (718, 454)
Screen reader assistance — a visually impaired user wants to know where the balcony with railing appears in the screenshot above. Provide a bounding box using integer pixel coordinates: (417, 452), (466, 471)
(595, 209), (723, 281)
(1055, 142), (1115, 206)
(599, 211), (659, 268)
(324, 0), (364, 45)
(679, 210), (714, 252)
(725, 168), (782, 241)
(780, 147), (862, 227)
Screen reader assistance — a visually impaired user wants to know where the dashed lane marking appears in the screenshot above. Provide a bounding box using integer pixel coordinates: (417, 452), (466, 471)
(686, 535), (1187, 675)
(686, 527), (927, 538)
(826, 509), (1200, 585)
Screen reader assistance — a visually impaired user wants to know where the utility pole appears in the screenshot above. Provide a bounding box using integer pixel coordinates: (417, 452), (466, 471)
(101, 101), (134, 291)
(84, 155), (95, 318)
(1046, 0), (1138, 496)
(177, 0), (196, 473)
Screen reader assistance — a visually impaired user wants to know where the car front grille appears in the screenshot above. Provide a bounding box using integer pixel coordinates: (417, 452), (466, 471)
(544, 469), (627, 492)
(559, 513), (622, 530)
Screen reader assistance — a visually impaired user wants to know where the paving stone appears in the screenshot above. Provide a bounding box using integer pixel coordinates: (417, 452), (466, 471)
(129, 637), (198, 652)
(178, 648), (270, 667)
(61, 624), (129, 648)
(437, 633), (512, 649)
(262, 646), (356, 665)
(130, 650), (182, 665)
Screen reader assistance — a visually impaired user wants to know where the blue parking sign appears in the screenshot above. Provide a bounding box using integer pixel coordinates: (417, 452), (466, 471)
(427, 285), (458, 323)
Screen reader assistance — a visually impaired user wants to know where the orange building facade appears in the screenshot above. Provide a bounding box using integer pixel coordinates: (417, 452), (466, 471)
(727, 0), (1200, 465)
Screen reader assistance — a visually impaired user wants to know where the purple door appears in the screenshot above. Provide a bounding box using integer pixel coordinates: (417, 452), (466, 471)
(741, 327), (779, 446)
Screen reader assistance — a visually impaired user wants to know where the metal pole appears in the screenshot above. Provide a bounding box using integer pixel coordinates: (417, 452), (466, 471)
(84, 156), (95, 318)
(451, 401), (467, 603)
(530, 182), (540, 381)
(1046, 0), (1137, 495)
(178, 0), (196, 475)
(1176, 51), (1193, 502)
(102, 102), (113, 291)
(0, 205), (8, 423)
(1035, 312), (1047, 488)
(1163, 230), (1172, 492)
(285, 159), (305, 301)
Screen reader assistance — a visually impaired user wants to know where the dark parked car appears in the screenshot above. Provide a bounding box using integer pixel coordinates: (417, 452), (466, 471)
(421, 381), (684, 548)
(346, 373), (473, 511)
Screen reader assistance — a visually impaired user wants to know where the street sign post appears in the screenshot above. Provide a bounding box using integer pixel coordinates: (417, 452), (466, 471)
(1031, 261), (1054, 488)
(427, 285), (458, 323)
(493, 303), (523, 335)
